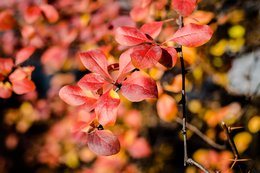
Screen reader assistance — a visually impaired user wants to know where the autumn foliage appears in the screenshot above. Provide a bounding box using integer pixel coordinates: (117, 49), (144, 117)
(0, 0), (259, 173)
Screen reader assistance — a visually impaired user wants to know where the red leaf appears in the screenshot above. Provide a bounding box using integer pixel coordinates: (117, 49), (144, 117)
(12, 78), (36, 95)
(0, 58), (14, 76)
(24, 5), (41, 24)
(79, 50), (112, 81)
(171, 0), (196, 17)
(78, 73), (105, 91)
(0, 82), (12, 99)
(115, 26), (150, 46)
(40, 4), (59, 23)
(131, 44), (162, 69)
(73, 113), (96, 133)
(87, 130), (120, 156)
(9, 68), (27, 81)
(41, 46), (67, 73)
(127, 137), (151, 158)
(0, 10), (16, 31)
(59, 85), (97, 106)
(130, 6), (149, 22)
(15, 47), (35, 65)
(156, 94), (178, 122)
(159, 47), (178, 68)
(140, 21), (163, 39)
(117, 48), (135, 83)
(169, 23), (213, 47)
(95, 89), (120, 126)
(121, 71), (158, 102)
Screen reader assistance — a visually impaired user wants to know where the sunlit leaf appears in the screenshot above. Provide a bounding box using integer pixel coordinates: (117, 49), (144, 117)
(140, 21), (163, 39)
(0, 58), (14, 75)
(131, 44), (162, 69)
(234, 132), (252, 153)
(169, 23), (213, 47)
(248, 116), (260, 133)
(0, 10), (16, 31)
(127, 137), (151, 158)
(171, 0), (196, 17)
(0, 82), (12, 98)
(87, 130), (120, 156)
(117, 48), (135, 83)
(115, 26), (150, 46)
(40, 4), (59, 23)
(156, 94), (178, 122)
(121, 71), (158, 102)
(12, 78), (36, 95)
(15, 46), (35, 65)
(59, 85), (97, 106)
(79, 50), (112, 80)
(78, 73), (105, 91)
(95, 89), (120, 126)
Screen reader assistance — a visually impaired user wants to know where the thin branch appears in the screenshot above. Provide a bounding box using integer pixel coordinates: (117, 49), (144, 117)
(177, 15), (210, 173)
(175, 117), (225, 150)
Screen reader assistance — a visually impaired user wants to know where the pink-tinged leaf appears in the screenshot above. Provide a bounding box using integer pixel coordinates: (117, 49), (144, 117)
(40, 4), (59, 23)
(117, 48), (135, 83)
(127, 137), (151, 158)
(41, 46), (67, 73)
(73, 113), (96, 133)
(115, 26), (150, 46)
(171, 0), (196, 17)
(95, 89), (120, 126)
(0, 58), (14, 75)
(169, 23), (213, 47)
(121, 71), (158, 102)
(87, 130), (120, 156)
(12, 78), (35, 95)
(0, 82), (12, 99)
(78, 73), (105, 91)
(79, 50), (112, 80)
(130, 6), (149, 22)
(140, 21), (163, 39)
(24, 6), (41, 24)
(59, 85), (97, 106)
(131, 44), (162, 69)
(15, 47), (35, 65)
(9, 68), (27, 81)
(156, 94), (178, 122)
(159, 47), (178, 68)
(0, 10), (16, 31)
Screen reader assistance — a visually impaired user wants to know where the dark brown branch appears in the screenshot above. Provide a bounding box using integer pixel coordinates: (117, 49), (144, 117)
(177, 15), (209, 173)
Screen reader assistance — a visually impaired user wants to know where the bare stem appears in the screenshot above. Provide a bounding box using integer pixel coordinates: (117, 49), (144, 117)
(177, 15), (209, 173)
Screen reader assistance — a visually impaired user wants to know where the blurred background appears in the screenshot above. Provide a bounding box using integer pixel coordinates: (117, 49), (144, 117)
(0, 0), (259, 172)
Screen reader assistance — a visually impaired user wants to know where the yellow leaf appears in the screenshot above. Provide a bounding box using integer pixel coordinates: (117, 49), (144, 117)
(234, 132), (252, 153)
(248, 116), (260, 133)
(228, 25), (245, 38)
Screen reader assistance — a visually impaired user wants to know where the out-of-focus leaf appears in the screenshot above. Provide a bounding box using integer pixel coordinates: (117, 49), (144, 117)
(59, 85), (97, 106)
(0, 10), (16, 31)
(0, 82), (12, 98)
(87, 130), (120, 156)
(171, 0), (196, 17)
(156, 94), (177, 122)
(24, 6), (41, 24)
(127, 137), (151, 158)
(184, 10), (214, 25)
(121, 71), (158, 102)
(78, 73), (105, 91)
(15, 46), (35, 65)
(130, 6), (149, 22)
(228, 25), (245, 38)
(79, 50), (112, 81)
(40, 4), (59, 23)
(131, 44), (162, 69)
(248, 116), (260, 133)
(115, 26), (150, 46)
(95, 89), (120, 126)
(169, 23), (213, 47)
(11, 78), (36, 95)
(234, 132), (252, 153)
(0, 58), (14, 75)
(140, 21), (163, 39)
